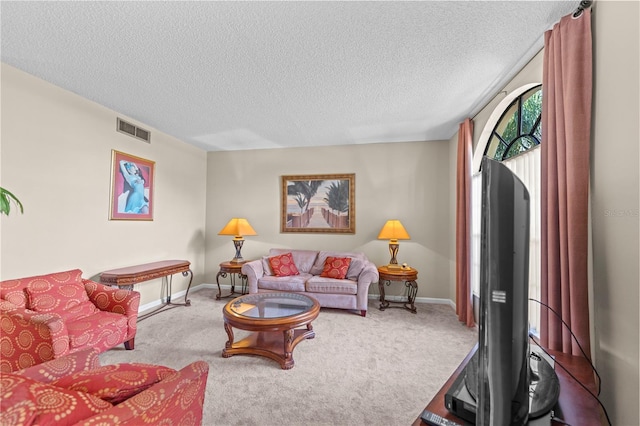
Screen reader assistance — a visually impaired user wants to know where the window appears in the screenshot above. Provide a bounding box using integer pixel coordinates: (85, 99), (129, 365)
(483, 85), (542, 161)
(471, 84), (542, 335)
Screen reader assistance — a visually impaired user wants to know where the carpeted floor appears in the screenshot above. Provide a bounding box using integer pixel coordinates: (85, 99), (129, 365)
(100, 288), (477, 426)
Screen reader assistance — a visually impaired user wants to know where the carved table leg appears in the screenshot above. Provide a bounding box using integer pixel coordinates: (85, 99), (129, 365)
(222, 322), (235, 355)
(282, 329), (295, 369)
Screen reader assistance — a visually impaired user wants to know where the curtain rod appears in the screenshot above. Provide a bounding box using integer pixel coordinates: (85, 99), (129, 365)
(573, 0), (593, 18)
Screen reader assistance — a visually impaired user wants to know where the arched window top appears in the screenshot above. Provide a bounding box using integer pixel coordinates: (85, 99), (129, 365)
(483, 84), (542, 161)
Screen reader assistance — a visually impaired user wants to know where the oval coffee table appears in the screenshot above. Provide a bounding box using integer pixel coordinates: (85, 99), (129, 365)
(222, 292), (320, 369)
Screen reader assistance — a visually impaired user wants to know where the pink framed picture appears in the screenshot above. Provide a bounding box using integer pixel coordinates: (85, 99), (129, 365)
(109, 150), (155, 220)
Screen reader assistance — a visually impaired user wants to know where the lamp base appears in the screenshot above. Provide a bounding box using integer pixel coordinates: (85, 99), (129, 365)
(386, 263), (402, 270)
(230, 238), (245, 263)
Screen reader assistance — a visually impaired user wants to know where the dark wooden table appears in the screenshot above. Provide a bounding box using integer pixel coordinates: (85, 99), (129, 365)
(412, 344), (606, 426)
(222, 293), (320, 370)
(378, 265), (419, 313)
(100, 260), (193, 320)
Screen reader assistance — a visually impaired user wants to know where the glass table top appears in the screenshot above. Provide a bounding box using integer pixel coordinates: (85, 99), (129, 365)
(228, 293), (315, 319)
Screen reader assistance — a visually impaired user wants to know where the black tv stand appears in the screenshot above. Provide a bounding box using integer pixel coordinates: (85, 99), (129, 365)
(412, 343), (606, 426)
(446, 346), (560, 424)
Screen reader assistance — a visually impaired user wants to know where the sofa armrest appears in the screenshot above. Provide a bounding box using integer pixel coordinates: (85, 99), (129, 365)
(13, 347), (101, 382)
(242, 259), (264, 294)
(83, 279), (140, 340)
(355, 261), (380, 313)
(82, 360), (210, 425)
(0, 308), (70, 372)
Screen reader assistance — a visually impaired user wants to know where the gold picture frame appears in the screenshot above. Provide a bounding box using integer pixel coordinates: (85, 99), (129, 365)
(281, 173), (355, 234)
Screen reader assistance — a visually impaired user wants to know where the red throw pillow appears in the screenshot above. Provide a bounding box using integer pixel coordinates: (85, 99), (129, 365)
(25, 281), (98, 321)
(50, 363), (177, 404)
(320, 256), (352, 279)
(268, 253), (300, 277)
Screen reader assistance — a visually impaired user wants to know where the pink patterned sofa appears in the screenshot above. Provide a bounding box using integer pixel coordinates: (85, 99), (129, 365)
(0, 348), (209, 425)
(241, 249), (379, 316)
(0, 269), (140, 373)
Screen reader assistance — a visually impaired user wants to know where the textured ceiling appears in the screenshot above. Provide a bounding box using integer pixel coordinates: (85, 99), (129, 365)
(1, 1), (577, 152)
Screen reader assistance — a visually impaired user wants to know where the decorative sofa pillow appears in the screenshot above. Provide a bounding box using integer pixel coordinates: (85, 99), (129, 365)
(320, 257), (352, 279)
(1, 373), (112, 425)
(50, 363), (177, 405)
(310, 252), (366, 280)
(1, 269), (85, 309)
(261, 256), (274, 276)
(345, 258), (366, 280)
(268, 252), (300, 277)
(310, 251), (363, 275)
(25, 281), (99, 322)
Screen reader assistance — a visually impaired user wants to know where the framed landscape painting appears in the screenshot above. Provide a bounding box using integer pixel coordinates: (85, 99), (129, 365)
(281, 173), (355, 234)
(109, 150), (155, 220)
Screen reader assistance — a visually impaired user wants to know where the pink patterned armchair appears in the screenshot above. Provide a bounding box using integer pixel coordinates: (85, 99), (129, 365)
(1, 348), (209, 425)
(0, 269), (140, 373)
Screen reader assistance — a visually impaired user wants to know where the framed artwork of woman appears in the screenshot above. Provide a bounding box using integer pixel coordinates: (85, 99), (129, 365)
(109, 150), (155, 220)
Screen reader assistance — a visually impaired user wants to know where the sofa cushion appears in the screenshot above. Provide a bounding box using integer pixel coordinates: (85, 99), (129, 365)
(320, 257), (352, 279)
(268, 253), (300, 277)
(306, 276), (358, 295)
(1, 373), (112, 425)
(269, 249), (318, 274)
(309, 251), (365, 275)
(1, 269), (84, 310)
(0, 374), (37, 425)
(67, 312), (128, 351)
(25, 280), (98, 322)
(257, 274), (310, 292)
(50, 363), (177, 404)
(261, 256), (274, 276)
(345, 257), (366, 281)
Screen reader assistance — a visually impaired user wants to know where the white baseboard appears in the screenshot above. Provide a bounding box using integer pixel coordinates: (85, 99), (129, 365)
(139, 282), (455, 313)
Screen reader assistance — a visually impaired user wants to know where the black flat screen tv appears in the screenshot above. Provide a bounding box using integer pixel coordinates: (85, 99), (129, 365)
(446, 157), (559, 425)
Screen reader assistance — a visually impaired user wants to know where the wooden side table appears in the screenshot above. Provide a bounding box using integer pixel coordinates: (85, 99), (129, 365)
(216, 261), (249, 300)
(377, 265), (418, 314)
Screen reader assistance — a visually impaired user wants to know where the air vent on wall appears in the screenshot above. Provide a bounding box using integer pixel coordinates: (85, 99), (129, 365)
(117, 118), (151, 143)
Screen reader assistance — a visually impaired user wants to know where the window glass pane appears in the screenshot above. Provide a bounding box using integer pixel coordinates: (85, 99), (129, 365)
(521, 89), (542, 134)
(505, 136), (536, 159)
(485, 135), (501, 159)
(534, 121), (542, 141)
(497, 103), (519, 142)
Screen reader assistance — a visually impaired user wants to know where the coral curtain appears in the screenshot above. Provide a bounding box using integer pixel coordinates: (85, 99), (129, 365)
(541, 9), (592, 356)
(456, 118), (474, 327)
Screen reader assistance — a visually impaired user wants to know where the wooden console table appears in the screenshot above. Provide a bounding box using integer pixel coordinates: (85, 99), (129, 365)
(412, 344), (606, 425)
(100, 260), (193, 321)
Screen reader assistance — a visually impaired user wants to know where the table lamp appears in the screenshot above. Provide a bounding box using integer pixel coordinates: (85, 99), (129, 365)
(218, 218), (257, 263)
(377, 219), (410, 269)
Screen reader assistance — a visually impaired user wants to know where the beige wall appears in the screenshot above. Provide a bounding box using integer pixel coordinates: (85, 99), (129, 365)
(590, 1), (639, 424)
(205, 141), (452, 300)
(0, 64), (208, 306)
(448, 2), (640, 423)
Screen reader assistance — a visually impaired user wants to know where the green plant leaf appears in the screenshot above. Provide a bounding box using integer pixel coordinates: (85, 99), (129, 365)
(0, 187), (24, 215)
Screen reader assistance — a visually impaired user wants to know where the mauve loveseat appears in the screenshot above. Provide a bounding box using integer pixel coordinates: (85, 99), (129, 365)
(241, 249), (379, 316)
(0, 269), (139, 372)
